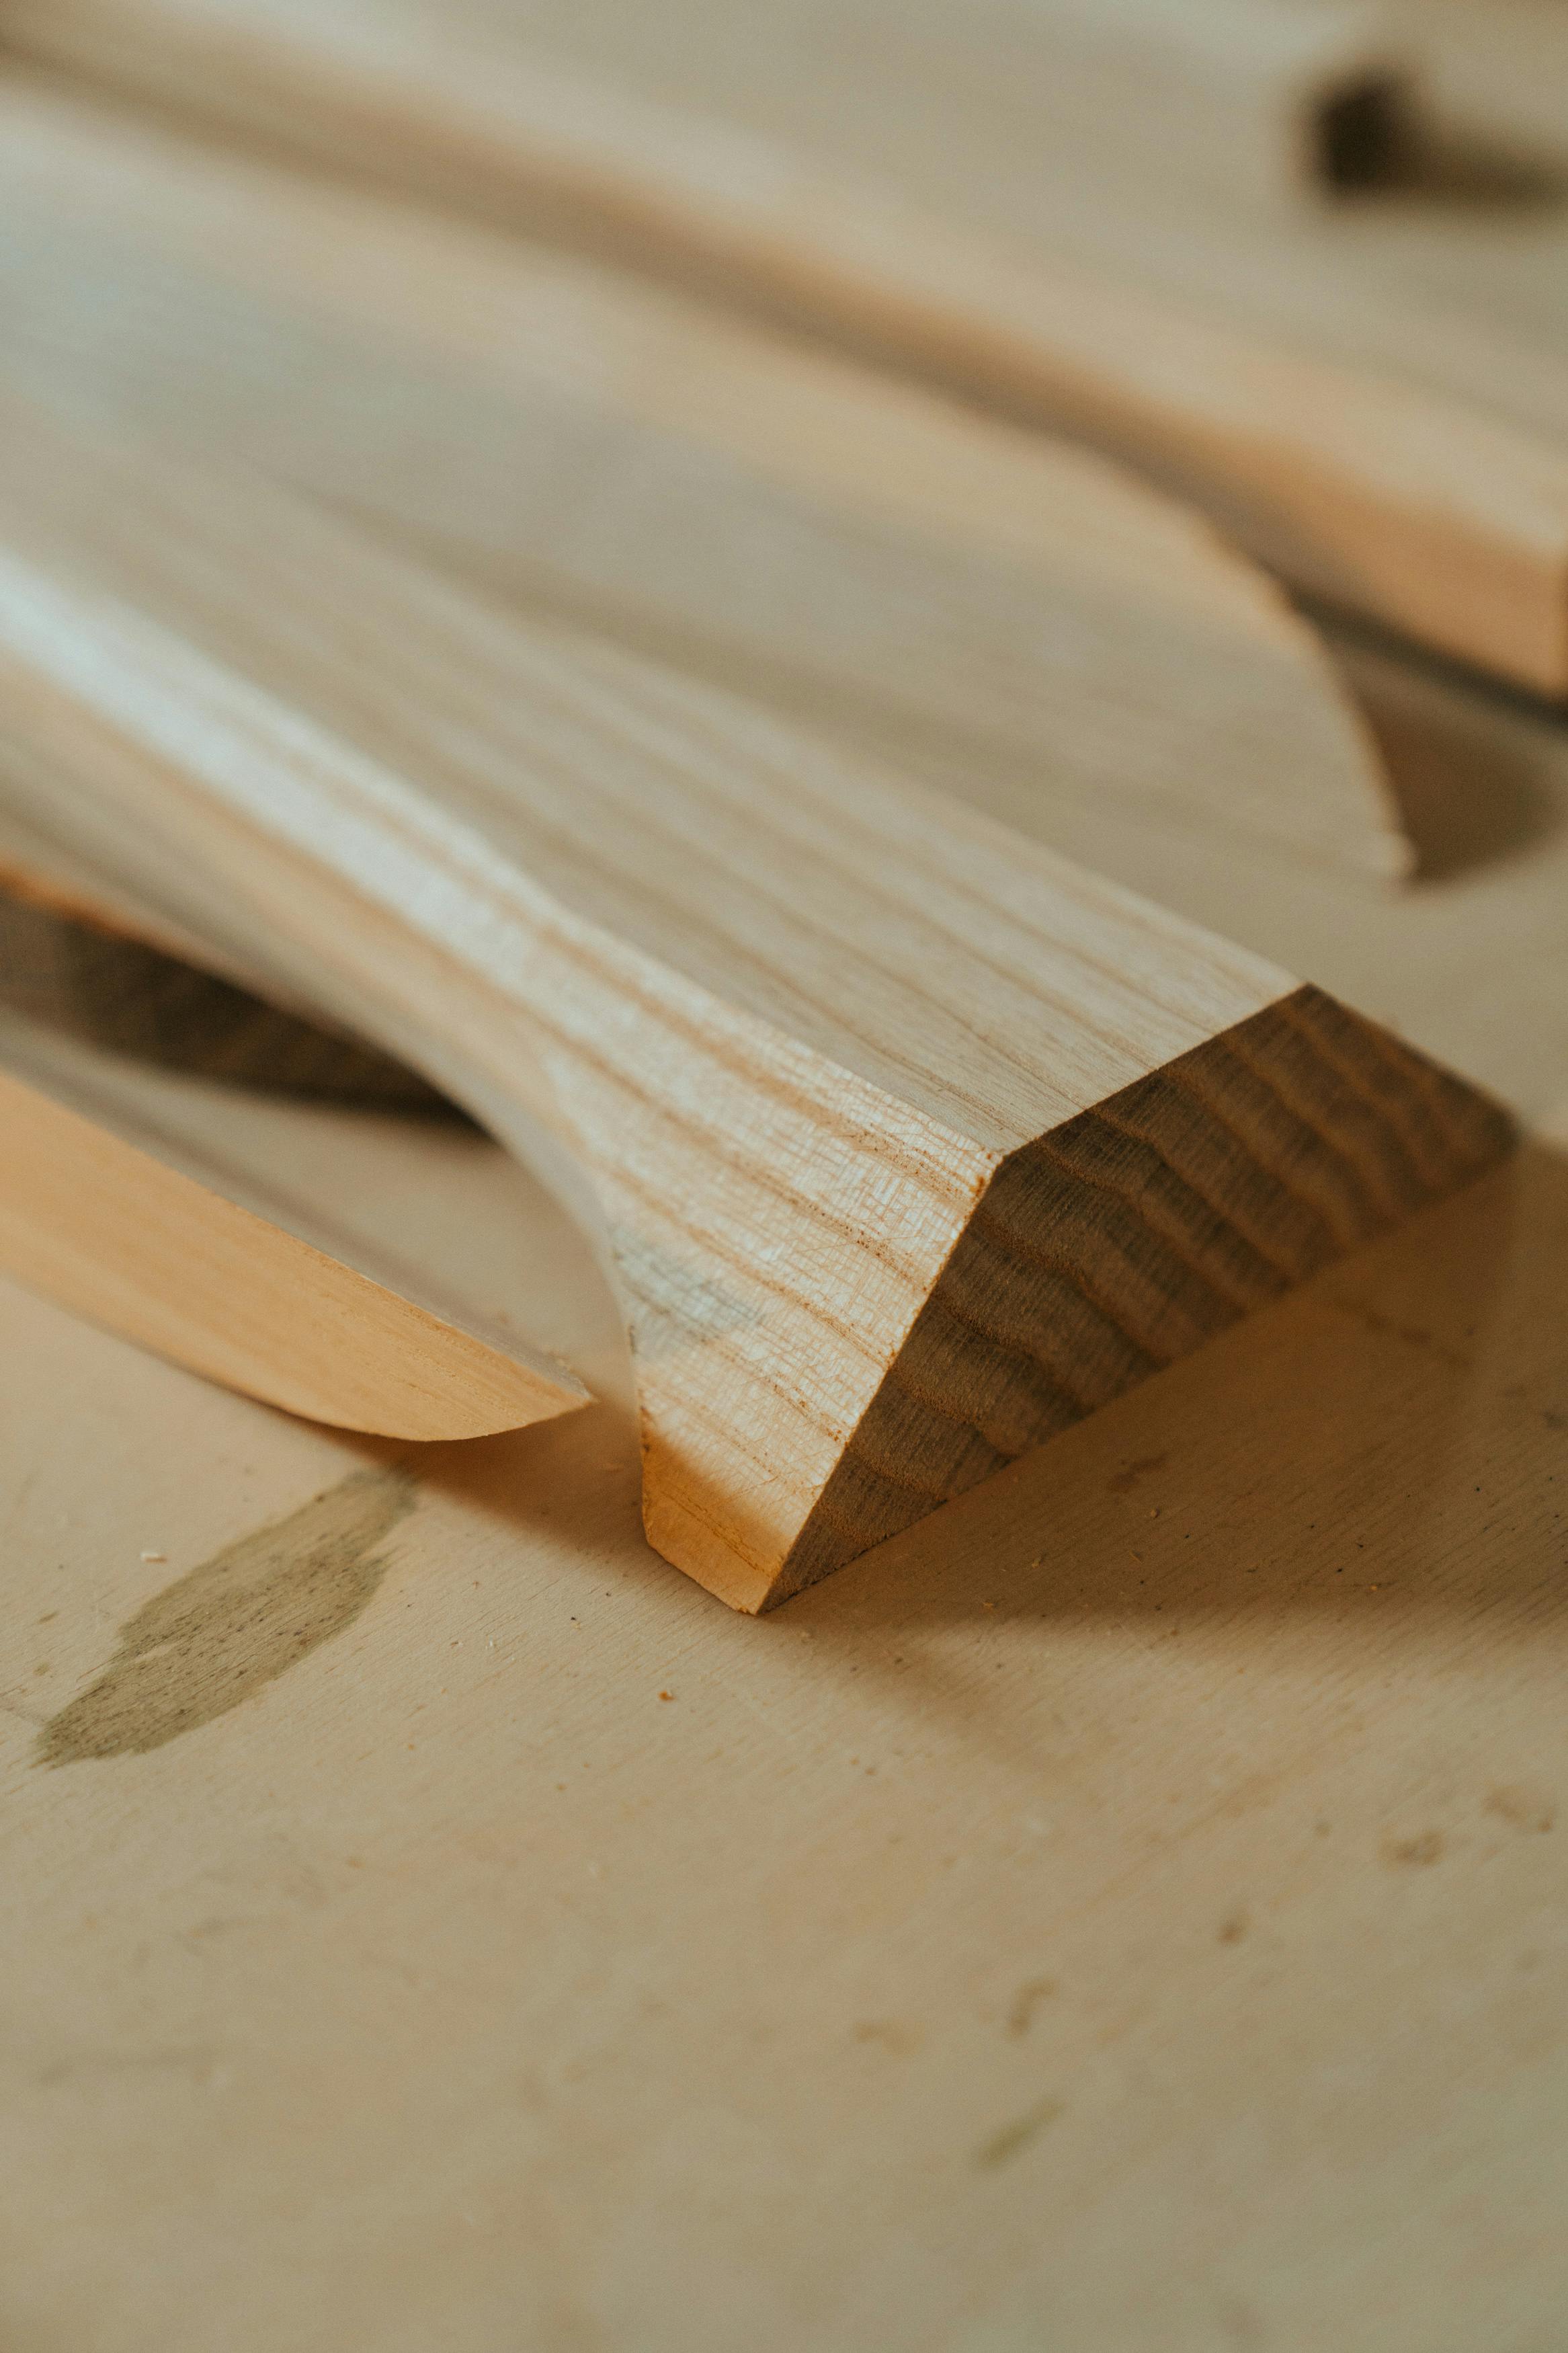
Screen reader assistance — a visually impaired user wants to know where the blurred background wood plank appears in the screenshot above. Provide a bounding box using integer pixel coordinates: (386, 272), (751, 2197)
(4, 6), (1566, 686)
(1399, 0), (1568, 180)
(0, 0), (1413, 212)
(0, 78), (1407, 881)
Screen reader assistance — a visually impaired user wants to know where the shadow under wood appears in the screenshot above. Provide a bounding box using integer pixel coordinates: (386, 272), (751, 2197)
(1331, 634), (1565, 879)
(34, 1397), (652, 1770)
(795, 1139), (1564, 1642)
(0, 885), (456, 1111)
(1316, 75), (1411, 194)
(1333, 118), (1568, 210)
(374, 1135), (1565, 1654)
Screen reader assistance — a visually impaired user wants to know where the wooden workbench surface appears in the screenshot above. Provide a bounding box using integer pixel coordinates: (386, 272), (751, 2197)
(3, 637), (1567, 2349)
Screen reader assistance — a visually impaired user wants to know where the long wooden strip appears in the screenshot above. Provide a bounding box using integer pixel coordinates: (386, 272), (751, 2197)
(0, 79), (1405, 883)
(0, 0), (1412, 210)
(0, 397), (1512, 1611)
(446, 0), (1411, 212)
(0, 1013), (587, 1438)
(2, 4), (1565, 687)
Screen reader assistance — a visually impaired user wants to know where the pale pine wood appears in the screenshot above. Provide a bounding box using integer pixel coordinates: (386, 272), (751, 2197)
(457, 0), (1411, 212)
(0, 79), (1407, 883)
(4, 9), (1566, 687)
(0, 0), (1410, 212)
(11, 619), (1568, 1125)
(0, 397), (1512, 1610)
(0, 1012), (586, 1439)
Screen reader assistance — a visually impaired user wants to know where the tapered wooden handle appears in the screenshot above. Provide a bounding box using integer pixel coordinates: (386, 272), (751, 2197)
(0, 403), (1513, 1609)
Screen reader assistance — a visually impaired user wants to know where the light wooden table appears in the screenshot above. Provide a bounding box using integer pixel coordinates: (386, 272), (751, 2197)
(2, 638), (1567, 2351)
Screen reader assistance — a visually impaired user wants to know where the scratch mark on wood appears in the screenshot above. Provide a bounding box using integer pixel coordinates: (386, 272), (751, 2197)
(975, 2092), (1065, 2169)
(1006, 1978), (1057, 2038)
(1383, 1830), (1445, 1869)
(1486, 1787), (1556, 1834)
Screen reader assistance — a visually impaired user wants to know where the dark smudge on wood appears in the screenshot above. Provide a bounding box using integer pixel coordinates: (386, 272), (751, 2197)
(36, 1468), (416, 1767)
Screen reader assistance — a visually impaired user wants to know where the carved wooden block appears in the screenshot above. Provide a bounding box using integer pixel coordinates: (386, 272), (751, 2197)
(0, 404), (1513, 1608)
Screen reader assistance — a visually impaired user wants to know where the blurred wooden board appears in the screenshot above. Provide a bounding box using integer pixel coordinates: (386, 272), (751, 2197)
(7, 7), (1568, 688)
(0, 75), (1405, 882)
(1401, 0), (1568, 175)
(0, 0), (1412, 216)
(1, 617), (1566, 2346)
(438, 0), (1411, 214)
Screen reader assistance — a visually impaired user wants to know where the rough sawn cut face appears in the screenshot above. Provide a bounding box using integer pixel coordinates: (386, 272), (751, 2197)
(768, 987), (1514, 1609)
